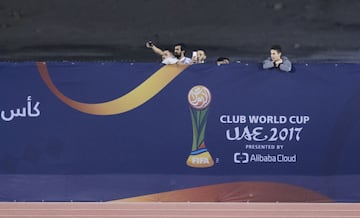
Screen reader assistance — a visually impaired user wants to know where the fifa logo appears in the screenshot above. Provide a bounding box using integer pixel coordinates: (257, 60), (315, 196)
(186, 85), (214, 168)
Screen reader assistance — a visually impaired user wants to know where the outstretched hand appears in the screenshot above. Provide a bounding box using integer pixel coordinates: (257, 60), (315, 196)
(145, 41), (154, 48)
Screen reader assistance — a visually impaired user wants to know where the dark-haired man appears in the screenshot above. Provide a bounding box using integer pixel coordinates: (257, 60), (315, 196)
(192, 49), (207, 64)
(263, 45), (292, 72)
(174, 43), (192, 64)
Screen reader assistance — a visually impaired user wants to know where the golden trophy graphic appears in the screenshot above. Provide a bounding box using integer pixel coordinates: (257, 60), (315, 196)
(186, 85), (214, 168)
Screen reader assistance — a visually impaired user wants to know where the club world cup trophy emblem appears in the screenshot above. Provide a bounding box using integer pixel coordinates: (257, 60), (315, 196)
(186, 85), (214, 168)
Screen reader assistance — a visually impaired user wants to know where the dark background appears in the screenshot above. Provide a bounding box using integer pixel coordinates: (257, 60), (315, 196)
(0, 0), (360, 62)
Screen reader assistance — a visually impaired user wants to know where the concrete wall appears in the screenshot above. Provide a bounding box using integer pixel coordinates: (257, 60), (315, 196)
(0, 0), (360, 62)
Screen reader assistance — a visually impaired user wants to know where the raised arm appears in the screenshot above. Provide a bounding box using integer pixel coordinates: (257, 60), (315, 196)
(146, 41), (164, 56)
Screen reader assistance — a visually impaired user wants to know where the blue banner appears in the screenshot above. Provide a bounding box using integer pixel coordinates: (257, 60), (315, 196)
(1, 62), (360, 202)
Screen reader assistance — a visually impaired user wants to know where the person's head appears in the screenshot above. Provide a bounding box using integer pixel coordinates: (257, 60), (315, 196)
(162, 50), (174, 60)
(174, 43), (186, 59)
(270, 45), (282, 62)
(192, 49), (207, 64)
(216, 57), (230, 66)
(196, 50), (207, 63)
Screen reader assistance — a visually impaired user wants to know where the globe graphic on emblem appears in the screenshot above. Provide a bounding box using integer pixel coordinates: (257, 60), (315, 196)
(188, 85), (212, 110)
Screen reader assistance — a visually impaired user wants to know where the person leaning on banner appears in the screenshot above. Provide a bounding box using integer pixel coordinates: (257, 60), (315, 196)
(146, 41), (178, 65)
(216, 57), (230, 66)
(263, 45), (292, 72)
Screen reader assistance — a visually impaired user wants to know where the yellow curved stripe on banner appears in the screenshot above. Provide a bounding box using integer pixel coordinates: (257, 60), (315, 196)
(36, 62), (189, 115)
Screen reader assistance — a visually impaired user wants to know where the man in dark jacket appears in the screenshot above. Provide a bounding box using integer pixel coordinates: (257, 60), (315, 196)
(263, 45), (292, 72)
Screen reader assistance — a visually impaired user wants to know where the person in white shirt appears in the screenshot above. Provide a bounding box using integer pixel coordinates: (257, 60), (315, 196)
(173, 43), (192, 64)
(146, 41), (178, 64)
